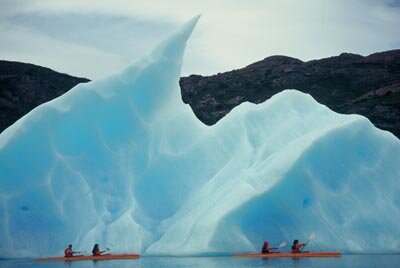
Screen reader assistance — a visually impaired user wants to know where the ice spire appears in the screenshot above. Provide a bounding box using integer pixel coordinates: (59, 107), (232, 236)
(117, 15), (201, 120)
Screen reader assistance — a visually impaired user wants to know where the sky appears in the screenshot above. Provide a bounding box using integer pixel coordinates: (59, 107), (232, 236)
(1, 0), (400, 79)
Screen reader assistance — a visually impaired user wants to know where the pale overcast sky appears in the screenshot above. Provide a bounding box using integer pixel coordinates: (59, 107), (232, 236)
(1, 0), (399, 79)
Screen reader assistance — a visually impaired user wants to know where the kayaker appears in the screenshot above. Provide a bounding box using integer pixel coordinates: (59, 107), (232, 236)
(261, 241), (278, 253)
(64, 244), (80, 257)
(92, 244), (106, 256)
(291, 239), (304, 253)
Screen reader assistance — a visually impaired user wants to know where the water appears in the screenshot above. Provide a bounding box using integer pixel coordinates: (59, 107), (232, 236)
(1, 255), (399, 268)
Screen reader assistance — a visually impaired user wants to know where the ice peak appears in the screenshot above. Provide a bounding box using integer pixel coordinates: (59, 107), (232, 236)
(114, 15), (200, 120)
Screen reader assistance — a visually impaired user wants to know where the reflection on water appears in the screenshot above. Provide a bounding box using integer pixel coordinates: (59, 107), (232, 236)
(1, 255), (400, 268)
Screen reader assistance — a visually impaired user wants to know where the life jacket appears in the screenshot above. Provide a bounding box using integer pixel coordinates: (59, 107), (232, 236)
(261, 241), (270, 254)
(291, 243), (302, 253)
(64, 248), (73, 257)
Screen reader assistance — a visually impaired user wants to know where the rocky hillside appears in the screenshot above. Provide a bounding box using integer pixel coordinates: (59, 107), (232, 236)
(0, 60), (90, 133)
(1, 51), (400, 139)
(180, 50), (400, 138)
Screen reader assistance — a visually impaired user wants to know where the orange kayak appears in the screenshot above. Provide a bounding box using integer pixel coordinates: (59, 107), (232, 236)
(234, 252), (341, 258)
(36, 254), (140, 262)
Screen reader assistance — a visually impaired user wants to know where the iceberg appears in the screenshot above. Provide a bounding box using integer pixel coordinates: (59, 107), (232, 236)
(1, 16), (400, 257)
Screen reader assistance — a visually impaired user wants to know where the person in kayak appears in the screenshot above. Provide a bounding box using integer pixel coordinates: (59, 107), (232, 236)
(64, 244), (80, 257)
(92, 244), (107, 256)
(261, 241), (278, 253)
(291, 240), (304, 253)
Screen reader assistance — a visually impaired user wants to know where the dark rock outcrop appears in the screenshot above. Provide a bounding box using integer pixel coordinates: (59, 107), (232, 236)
(2, 50), (400, 139)
(180, 50), (400, 138)
(0, 60), (90, 133)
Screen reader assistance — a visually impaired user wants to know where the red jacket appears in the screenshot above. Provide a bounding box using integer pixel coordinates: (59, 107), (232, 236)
(291, 243), (303, 253)
(64, 248), (73, 257)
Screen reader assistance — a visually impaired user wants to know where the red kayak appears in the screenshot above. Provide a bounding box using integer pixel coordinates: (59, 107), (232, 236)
(234, 252), (341, 258)
(36, 254), (140, 262)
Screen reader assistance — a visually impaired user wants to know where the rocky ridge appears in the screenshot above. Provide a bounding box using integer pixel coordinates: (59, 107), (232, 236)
(180, 50), (400, 138)
(0, 60), (90, 133)
(1, 51), (399, 139)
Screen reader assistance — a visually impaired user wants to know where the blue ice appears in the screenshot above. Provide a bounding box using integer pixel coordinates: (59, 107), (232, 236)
(0, 16), (400, 257)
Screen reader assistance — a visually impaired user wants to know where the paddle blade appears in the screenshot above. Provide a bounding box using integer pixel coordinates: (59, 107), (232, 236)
(278, 242), (287, 248)
(309, 232), (316, 240)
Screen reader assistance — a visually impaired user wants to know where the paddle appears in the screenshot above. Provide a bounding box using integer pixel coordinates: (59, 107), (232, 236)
(101, 247), (111, 256)
(301, 232), (316, 251)
(268, 241), (286, 252)
(278, 242), (287, 248)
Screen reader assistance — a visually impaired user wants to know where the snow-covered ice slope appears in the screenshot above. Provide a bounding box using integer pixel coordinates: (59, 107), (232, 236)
(0, 16), (400, 257)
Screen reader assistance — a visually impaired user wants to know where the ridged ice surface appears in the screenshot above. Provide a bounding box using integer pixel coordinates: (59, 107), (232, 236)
(1, 17), (400, 257)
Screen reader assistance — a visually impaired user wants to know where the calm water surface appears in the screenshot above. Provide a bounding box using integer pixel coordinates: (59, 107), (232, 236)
(1, 255), (399, 268)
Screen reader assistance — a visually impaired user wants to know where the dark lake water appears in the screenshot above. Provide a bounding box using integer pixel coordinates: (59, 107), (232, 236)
(1, 255), (399, 268)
